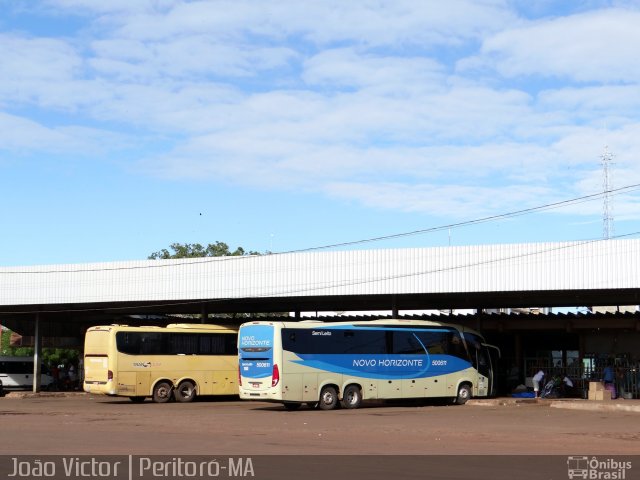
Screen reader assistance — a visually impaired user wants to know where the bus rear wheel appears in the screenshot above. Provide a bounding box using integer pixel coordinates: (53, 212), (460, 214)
(175, 381), (196, 403)
(152, 381), (173, 403)
(341, 385), (362, 409)
(454, 384), (471, 405)
(318, 386), (339, 410)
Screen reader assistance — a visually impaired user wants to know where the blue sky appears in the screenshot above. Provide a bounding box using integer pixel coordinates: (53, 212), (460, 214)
(1, 0), (639, 266)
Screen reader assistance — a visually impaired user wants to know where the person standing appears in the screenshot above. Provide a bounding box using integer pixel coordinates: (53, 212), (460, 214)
(602, 361), (616, 399)
(602, 362), (615, 385)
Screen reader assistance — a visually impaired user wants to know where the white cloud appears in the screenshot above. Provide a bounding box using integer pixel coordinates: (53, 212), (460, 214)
(0, 112), (132, 156)
(0, 112), (70, 153)
(476, 8), (640, 83)
(49, 0), (515, 47)
(44, 0), (179, 15)
(0, 34), (86, 109)
(91, 37), (298, 80)
(302, 48), (445, 91)
(323, 182), (551, 218)
(538, 85), (640, 119)
(2, 1), (640, 227)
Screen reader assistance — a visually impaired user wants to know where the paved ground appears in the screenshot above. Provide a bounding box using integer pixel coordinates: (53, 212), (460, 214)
(1, 394), (639, 456)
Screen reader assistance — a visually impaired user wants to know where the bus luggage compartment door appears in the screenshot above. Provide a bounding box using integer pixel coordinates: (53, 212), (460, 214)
(302, 373), (318, 402)
(136, 371), (150, 396)
(282, 373), (302, 401)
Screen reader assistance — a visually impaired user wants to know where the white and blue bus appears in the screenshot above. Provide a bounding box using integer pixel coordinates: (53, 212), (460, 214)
(238, 319), (499, 410)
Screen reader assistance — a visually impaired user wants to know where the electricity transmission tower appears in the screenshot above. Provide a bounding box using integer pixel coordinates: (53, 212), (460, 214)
(601, 146), (614, 240)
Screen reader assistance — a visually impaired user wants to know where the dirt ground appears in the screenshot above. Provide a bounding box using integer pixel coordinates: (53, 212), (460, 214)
(1, 394), (638, 456)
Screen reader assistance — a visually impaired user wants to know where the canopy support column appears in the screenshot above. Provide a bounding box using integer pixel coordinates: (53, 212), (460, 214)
(32, 313), (42, 393)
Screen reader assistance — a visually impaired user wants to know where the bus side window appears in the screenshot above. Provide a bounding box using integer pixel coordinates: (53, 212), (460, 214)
(392, 331), (426, 355)
(170, 333), (202, 355)
(416, 332), (448, 355)
(140, 333), (163, 355)
(448, 332), (470, 361)
(116, 332), (141, 355)
(344, 330), (386, 354)
(224, 335), (238, 355)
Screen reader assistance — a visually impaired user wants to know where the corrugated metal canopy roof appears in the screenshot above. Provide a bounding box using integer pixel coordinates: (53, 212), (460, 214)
(1, 239), (639, 318)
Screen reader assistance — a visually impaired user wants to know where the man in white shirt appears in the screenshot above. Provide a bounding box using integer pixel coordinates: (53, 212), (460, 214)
(533, 370), (545, 398)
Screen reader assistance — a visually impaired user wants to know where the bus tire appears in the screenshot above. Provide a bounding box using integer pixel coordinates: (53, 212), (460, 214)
(454, 384), (471, 405)
(129, 396), (145, 403)
(318, 386), (339, 410)
(283, 402), (301, 411)
(341, 384), (362, 409)
(175, 380), (196, 403)
(152, 381), (173, 403)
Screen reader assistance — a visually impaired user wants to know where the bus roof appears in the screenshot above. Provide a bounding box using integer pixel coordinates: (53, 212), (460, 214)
(239, 319), (484, 338)
(0, 356), (36, 361)
(86, 323), (237, 333)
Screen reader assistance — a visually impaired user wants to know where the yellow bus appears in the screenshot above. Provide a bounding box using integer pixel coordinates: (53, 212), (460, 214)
(239, 319), (499, 410)
(84, 323), (238, 403)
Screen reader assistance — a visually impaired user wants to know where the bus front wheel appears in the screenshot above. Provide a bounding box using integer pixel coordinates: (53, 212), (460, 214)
(341, 385), (362, 409)
(175, 381), (196, 403)
(152, 381), (173, 403)
(318, 386), (339, 410)
(454, 384), (471, 405)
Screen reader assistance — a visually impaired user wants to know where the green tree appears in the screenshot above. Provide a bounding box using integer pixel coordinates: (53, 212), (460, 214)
(1, 328), (79, 368)
(148, 242), (283, 320)
(148, 241), (259, 260)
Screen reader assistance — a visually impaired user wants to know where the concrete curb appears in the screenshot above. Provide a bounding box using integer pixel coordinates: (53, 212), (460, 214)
(468, 398), (540, 406)
(549, 400), (640, 413)
(2, 391), (87, 399)
(468, 397), (640, 413)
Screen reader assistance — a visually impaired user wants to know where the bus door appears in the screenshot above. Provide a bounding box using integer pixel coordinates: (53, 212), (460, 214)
(469, 344), (498, 397)
(482, 343), (501, 397)
(463, 332), (494, 397)
(463, 336), (490, 397)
